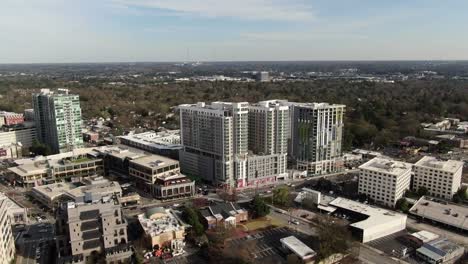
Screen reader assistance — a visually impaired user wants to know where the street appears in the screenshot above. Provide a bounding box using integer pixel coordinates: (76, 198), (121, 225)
(15, 223), (55, 264)
(358, 245), (406, 264)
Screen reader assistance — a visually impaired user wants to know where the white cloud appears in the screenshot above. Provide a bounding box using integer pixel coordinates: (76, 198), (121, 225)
(109, 0), (314, 21)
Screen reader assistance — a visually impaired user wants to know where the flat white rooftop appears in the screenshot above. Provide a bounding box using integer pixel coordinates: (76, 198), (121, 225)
(280, 236), (316, 259)
(329, 197), (407, 230)
(409, 196), (468, 231)
(414, 156), (463, 173)
(118, 130), (182, 150)
(359, 157), (412, 177)
(411, 230), (439, 243)
(130, 155), (178, 169)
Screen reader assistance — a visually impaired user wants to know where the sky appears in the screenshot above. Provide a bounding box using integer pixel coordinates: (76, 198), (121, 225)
(1, 0), (468, 63)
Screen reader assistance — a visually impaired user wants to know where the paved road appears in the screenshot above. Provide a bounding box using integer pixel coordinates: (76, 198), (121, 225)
(268, 209), (316, 236)
(358, 245), (406, 264)
(16, 223), (55, 264)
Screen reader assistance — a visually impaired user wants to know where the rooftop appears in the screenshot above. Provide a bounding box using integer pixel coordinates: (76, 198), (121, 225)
(118, 130), (182, 149)
(414, 156), (463, 173)
(93, 145), (146, 160)
(138, 208), (184, 237)
(359, 157), (412, 177)
(416, 238), (464, 261)
(329, 197), (407, 230)
(32, 182), (76, 200)
(130, 155), (178, 169)
(287, 101), (346, 109)
(280, 236), (316, 260)
(409, 196), (468, 231)
(411, 230), (439, 243)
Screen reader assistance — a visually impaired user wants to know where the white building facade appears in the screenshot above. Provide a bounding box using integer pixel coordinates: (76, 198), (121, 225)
(0, 193), (16, 264)
(413, 156), (463, 200)
(358, 157), (412, 207)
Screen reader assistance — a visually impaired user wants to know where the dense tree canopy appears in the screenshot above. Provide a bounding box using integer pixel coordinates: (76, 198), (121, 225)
(1, 78), (467, 149)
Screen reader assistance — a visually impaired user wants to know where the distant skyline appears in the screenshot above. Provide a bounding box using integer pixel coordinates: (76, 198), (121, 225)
(1, 0), (468, 63)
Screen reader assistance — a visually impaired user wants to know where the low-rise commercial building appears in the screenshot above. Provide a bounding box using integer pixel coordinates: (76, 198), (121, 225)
(0, 111), (24, 126)
(0, 122), (36, 151)
(327, 197), (407, 243)
(8, 148), (103, 187)
(416, 238), (465, 264)
(280, 236), (316, 263)
(138, 207), (186, 252)
(32, 176), (139, 209)
(55, 196), (132, 264)
(199, 202), (248, 229)
(0, 143), (22, 160)
(129, 155), (195, 200)
(413, 156), (463, 200)
(358, 157), (412, 207)
(32, 182), (76, 208)
(409, 196), (468, 232)
(118, 130), (182, 159)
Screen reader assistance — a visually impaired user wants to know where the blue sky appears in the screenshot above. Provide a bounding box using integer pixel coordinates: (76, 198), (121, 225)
(1, 0), (467, 63)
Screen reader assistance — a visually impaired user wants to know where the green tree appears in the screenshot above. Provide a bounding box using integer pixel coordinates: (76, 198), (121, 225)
(316, 217), (351, 261)
(252, 195), (270, 218)
(417, 186), (429, 197)
(273, 186), (290, 206)
(396, 198), (409, 212)
(29, 140), (52, 156)
(182, 206), (205, 236)
(453, 186), (468, 203)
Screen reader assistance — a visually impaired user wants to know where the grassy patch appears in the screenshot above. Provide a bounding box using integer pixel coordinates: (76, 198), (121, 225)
(244, 216), (285, 231)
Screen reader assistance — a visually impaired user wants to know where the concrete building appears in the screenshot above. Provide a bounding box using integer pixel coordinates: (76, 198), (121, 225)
(0, 123), (36, 151)
(409, 196), (468, 232)
(118, 130), (182, 159)
(288, 102), (345, 176)
(358, 157), (412, 207)
(32, 182), (76, 208)
(280, 236), (316, 263)
(138, 207), (186, 252)
(92, 146), (147, 178)
(0, 193), (16, 264)
(413, 156), (463, 200)
(55, 196), (132, 264)
(0, 111), (24, 126)
(248, 100), (289, 155)
(8, 148), (103, 187)
(416, 238), (465, 264)
(32, 176), (139, 209)
(0, 143), (22, 160)
(33, 88), (84, 154)
(199, 202), (248, 229)
(179, 102), (249, 187)
(327, 197), (407, 243)
(255, 71), (269, 82)
(238, 153), (287, 188)
(129, 155), (195, 200)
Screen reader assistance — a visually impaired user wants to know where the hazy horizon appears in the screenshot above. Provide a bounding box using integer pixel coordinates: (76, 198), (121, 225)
(2, 0), (468, 63)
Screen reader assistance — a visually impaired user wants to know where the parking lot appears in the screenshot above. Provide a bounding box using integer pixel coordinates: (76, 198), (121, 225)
(227, 227), (317, 264)
(365, 231), (425, 264)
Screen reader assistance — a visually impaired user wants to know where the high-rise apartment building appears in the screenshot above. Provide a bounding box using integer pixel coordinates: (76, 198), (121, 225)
(358, 157), (412, 207)
(179, 102), (249, 187)
(287, 102), (345, 175)
(33, 88), (83, 154)
(413, 156), (463, 200)
(248, 100), (289, 155)
(0, 193), (16, 264)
